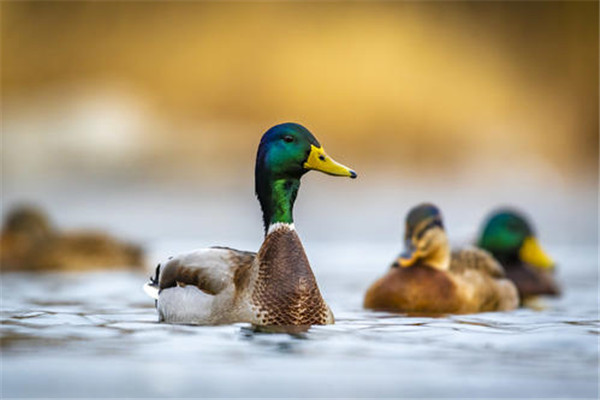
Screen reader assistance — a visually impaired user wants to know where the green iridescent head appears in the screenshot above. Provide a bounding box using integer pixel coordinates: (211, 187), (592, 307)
(255, 123), (357, 233)
(478, 209), (554, 269)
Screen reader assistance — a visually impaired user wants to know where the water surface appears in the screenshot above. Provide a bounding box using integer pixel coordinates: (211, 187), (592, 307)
(1, 242), (598, 398)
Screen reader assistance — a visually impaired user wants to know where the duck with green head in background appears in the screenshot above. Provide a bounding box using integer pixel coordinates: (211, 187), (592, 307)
(477, 209), (559, 302)
(144, 123), (357, 326)
(364, 203), (519, 315)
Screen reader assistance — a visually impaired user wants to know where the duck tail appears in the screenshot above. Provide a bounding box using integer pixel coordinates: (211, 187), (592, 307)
(143, 263), (161, 300)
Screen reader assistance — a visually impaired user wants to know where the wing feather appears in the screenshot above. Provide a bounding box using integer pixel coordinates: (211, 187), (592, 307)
(450, 247), (506, 278)
(156, 247), (255, 295)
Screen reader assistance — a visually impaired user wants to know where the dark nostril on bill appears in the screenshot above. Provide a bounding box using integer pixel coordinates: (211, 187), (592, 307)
(350, 170), (357, 179)
(319, 155), (326, 161)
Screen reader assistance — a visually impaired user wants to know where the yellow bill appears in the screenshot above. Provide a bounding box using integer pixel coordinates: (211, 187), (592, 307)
(304, 145), (357, 178)
(397, 243), (419, 268)
(398, 255), (418, 268)
(519, 236), (554, 270)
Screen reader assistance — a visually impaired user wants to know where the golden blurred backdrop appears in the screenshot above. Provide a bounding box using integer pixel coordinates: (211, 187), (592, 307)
(3, 1), (597, 179)
(1, 1), (598, 245)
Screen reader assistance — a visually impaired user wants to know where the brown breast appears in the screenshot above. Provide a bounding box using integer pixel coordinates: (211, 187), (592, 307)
(250, 227), (331, 326)
(364, 264), (461, 314)
(504, 262), (561, 299)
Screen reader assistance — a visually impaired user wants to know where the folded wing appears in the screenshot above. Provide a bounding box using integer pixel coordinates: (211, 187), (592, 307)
(144, 247), (256, 299)
(450, 247), (506, 278)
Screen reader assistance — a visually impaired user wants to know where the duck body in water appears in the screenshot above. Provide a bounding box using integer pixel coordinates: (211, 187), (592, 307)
(145, 123), (357, 326)
(0, 205), (143, 271)
(364, 204), (519, 315)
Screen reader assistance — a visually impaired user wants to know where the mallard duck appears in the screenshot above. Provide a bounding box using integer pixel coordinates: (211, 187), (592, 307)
(477, 209), (559, 300)
(144, 122), (357, 326)
(364, 204), (519, 314)
(0, 205), (144, 271)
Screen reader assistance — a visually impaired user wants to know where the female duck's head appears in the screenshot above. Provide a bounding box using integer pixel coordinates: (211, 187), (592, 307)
(255, 123), (357, 233)
(3, 205), (53, 241)
(396, 203), (450, 270)
(478, 210), (554, 269)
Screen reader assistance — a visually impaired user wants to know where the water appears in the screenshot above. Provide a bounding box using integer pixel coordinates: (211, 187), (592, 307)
(1, 241), (597, 398)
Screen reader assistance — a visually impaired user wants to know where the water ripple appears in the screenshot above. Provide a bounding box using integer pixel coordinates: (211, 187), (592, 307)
(1, 253), (598, 398)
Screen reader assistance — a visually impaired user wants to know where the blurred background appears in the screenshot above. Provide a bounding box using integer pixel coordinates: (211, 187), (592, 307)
(2, 1), (598, 250)
(2, 3), (598, 398)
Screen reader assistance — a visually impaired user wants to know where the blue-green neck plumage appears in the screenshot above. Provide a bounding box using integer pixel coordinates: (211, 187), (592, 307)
(259, 177), (300, 231)
(255, 150), (304, 234)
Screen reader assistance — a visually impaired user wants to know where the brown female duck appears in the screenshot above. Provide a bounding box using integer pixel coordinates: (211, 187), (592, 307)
(1, 205), (143, 271)
(364, 204), (519, 315)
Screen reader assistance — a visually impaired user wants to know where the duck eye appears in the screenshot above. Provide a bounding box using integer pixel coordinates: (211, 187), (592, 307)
(507, 222), (520, 231)
(283, 135), (294, 143)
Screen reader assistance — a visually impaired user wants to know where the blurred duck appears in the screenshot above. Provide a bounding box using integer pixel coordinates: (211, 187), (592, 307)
(0, 205), (144, 271)
(144, 123), (357, 326)
(364, 204), (519, 314)
(477, 209), (559, 301)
